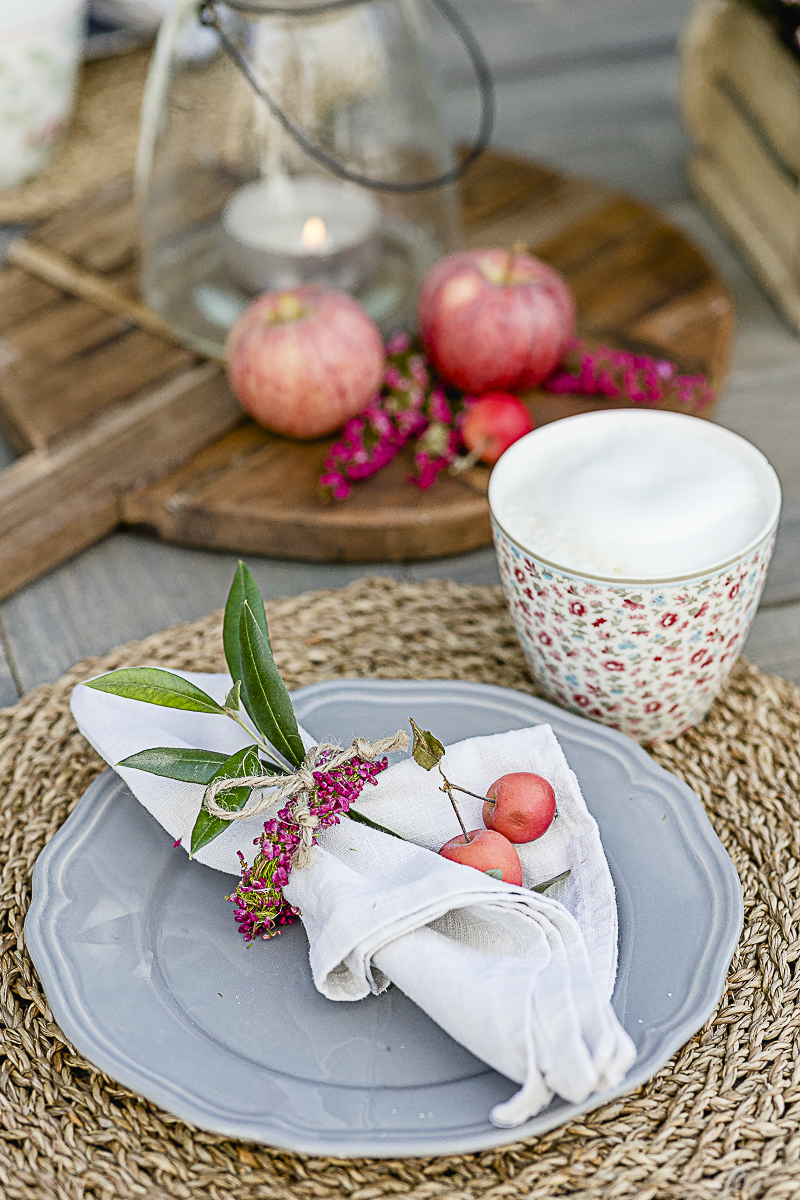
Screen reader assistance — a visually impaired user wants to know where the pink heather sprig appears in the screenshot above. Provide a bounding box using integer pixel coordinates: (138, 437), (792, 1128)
(227, 752), (390, 941)
(409, 387), (463, 489)
(544, 340), (714, 413)
(319, 332), (431, 501)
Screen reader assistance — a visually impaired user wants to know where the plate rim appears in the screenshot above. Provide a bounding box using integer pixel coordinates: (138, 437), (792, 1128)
(26, 679), (743, 1156)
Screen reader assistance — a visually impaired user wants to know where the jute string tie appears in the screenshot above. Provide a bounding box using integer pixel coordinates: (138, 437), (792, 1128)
(204, 731), (408, 867)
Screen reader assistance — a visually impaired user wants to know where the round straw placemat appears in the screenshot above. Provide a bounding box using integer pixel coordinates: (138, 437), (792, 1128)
(4, 577), (799, 1199)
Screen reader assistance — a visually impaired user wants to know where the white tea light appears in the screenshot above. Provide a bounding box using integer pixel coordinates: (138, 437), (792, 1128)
(222, 176), (381, 293)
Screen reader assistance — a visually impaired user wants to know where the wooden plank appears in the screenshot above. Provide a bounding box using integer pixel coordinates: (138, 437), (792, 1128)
(689, 152), (800, 332)
(0, 267), (64, 336)
(0, 363), (241, 601)
(681, 0), (800, 178)
(436, 0), (694, 85)
(681, 0), (800, 332)
(0, 626), (19, 708)
(406, 546), (501, 587)
(0, 298), (129, 367)
(0, 532), (404, 692)
(0, 320), (195, 451)
(686, 78), (797, 263)
(744, 601), (800, 689)
(760, 507), (800, 609)
(33, 181), (137, 274)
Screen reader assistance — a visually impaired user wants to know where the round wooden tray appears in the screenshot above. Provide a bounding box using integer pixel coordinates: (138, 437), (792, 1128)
(122, 150), (734, 562)
(0, 151), (735, 585)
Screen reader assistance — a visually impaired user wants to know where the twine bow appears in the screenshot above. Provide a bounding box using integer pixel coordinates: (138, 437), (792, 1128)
(204, 731), (408, 867)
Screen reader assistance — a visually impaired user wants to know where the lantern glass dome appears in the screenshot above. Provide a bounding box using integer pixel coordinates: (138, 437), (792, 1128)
(136, 0), (462, 357)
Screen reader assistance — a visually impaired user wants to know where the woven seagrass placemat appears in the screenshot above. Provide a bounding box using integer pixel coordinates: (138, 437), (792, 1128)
(4, 576), (799, 1199)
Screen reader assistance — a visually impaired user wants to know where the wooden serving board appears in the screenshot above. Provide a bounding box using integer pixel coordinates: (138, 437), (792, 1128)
(0, 150), (734, 596)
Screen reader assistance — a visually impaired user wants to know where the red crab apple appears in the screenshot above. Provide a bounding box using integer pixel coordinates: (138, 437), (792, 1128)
(418, 247), (576, 393)
(225, 285), (385, 439)
(483, 773), (556, 844)
(462, 392), (534, 465)
(438, 828), (523, 885)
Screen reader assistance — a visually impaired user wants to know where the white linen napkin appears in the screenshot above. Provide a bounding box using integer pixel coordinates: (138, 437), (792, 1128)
(70, 671), (636, 1127)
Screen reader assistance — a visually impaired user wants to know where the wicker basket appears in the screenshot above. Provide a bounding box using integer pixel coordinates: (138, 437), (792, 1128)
(681, 0), (800, 330)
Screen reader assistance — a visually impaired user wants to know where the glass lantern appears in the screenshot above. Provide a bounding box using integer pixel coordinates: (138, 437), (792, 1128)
(135, 0), (492, 359)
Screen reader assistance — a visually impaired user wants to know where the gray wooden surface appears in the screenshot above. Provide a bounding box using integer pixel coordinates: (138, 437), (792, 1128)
(1, 0), (798, 702)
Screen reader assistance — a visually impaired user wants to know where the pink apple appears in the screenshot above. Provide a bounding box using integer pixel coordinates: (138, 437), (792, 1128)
(482, 773), (556, 844)
(438, 828), (523, 885)
(418, 248), (576, 393)
(461, 392), (534, 464)
(225, 285), (385, 439)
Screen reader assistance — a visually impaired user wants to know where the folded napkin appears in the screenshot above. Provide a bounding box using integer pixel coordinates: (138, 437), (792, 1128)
(71, 671), (636, 1127)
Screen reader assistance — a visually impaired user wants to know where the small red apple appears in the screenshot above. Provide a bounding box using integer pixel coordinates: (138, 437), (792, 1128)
(438, 828), (523, 885)
(462, 392), (534, 464)
(483, 773), (556, 844)
(418, 248), (576, 394)
(226, 285), (384, 439)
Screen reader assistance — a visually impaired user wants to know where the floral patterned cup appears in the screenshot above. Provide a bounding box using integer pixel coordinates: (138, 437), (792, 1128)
(489, 411), (781, 743)
(0, 0), (85, 190)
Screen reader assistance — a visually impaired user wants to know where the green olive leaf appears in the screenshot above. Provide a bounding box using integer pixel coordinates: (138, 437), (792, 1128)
(84, 667), (225, 715)
(346, 807), (407, 841)
(408, 717), (445, 771)
(224, 679), (242, 712)
(118, 746), (232, 784)
(484, 867), (504, 880)
(239, 602), (305, 767)
(223, 561), (270, 685)
(190, 744), (263, 856)
(532, 869), (571, 894)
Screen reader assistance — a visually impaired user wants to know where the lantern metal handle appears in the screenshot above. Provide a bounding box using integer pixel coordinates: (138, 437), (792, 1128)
(197, 0), (495, 194)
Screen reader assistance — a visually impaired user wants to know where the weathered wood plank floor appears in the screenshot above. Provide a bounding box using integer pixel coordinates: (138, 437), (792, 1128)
(1, 0), (798, 701)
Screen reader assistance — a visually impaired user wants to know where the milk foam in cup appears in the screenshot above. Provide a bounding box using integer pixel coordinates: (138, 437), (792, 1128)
(489, 409), (781, 742)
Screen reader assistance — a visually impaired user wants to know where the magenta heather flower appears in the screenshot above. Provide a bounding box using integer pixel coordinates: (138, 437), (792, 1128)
(544, 340), (714, 413)
(318, 333), (715, 499)
(386, 329), (411, 356)
(227, 753), (390, 941)
(318, 337), (433, 501)
(410, 400), (461, 489)
(318, 334), (492, 499)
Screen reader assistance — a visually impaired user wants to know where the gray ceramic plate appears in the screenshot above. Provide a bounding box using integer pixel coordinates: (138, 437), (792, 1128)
(26, 680), (742, 1157)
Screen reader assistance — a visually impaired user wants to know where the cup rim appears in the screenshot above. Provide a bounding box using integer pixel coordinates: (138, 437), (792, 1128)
(488, 409), (782, 586)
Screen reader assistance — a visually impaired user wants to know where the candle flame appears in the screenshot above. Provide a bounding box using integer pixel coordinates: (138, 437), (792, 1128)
(302, 216), (327, 248)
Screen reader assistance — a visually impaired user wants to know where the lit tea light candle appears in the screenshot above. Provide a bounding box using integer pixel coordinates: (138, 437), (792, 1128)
(222, 176), (381, 294)
(302, 216), (327, 248)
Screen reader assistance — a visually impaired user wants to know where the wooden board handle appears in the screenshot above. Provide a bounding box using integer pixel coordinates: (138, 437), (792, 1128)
(4, 238), (184, 348)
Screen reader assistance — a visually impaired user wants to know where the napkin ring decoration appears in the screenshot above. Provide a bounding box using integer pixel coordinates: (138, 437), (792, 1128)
(83, 562), (407, 941)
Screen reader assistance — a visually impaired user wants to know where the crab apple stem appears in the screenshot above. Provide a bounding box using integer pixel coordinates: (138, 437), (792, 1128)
(449, 438), (490, 474)
(438, 764), (471, 842)
(449, 781), (492, 804)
